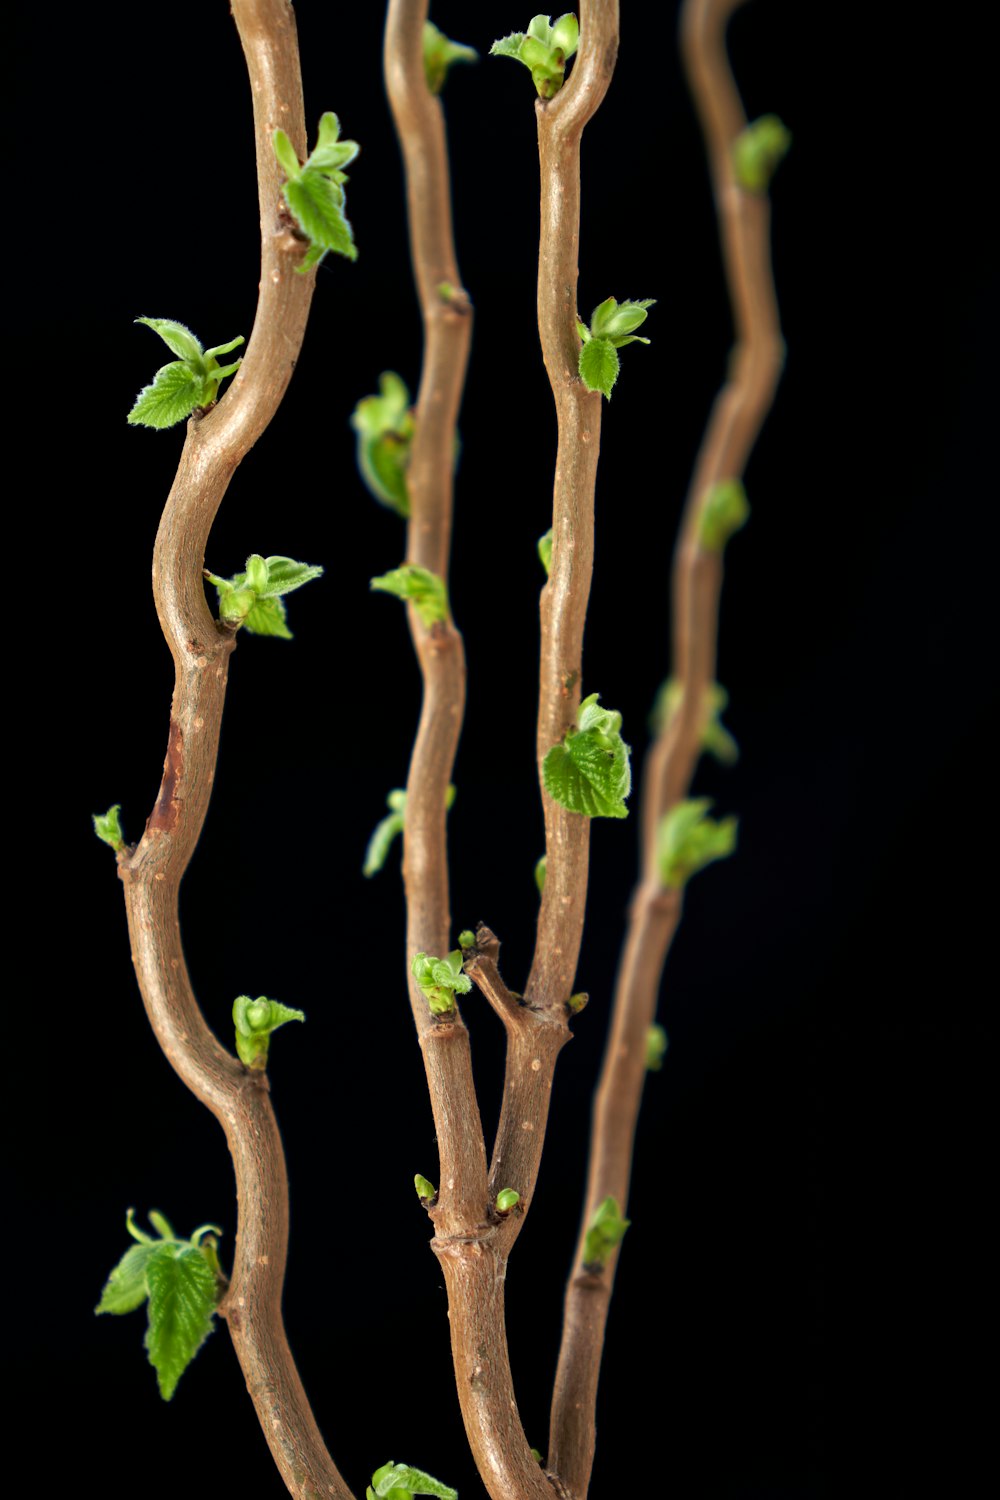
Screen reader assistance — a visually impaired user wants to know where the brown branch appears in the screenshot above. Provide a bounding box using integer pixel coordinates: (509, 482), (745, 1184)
(116, 3), (353, 1496)
(525, 0), (620, 1013)
(547, 2), (786, 1494)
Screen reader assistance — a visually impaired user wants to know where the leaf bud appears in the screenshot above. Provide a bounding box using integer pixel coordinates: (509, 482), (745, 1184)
(496, 1188), (520, 1213)
(244, 554), (269, 594)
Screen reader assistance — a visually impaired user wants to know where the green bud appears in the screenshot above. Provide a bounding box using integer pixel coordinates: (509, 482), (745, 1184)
(646, 1023), (669, 1071)
(414, 1174), (437, 1204)
(457, 930), (477, 951)
(732, 114), (791, 194)
(496, 1188), (520, 1213)
(218, 586), (257, 626)
(534, 855), (547, 894)
(411, 951), (472, 1015)
(93, 803), (125, 852)
(530, 1449), (544, 1464)
(582, 1196), (630, 1271)
(567, 992), (589, 1015)
(537, 528), (553, 576)
(244, 553), (269, 594)
(699, 479), (750, 552)
(423, 21), (478, 95)
(232, 994), (305, 1069)
(658, 799), (737, 890)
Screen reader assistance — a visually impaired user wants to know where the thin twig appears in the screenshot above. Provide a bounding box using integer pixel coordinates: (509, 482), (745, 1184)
(547, 1), (786, 1494)
(117, 4), (353, 1496)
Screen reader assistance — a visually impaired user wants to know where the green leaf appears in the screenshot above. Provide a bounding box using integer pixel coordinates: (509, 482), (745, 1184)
(284, 172), (357, 261)
(144, 1242), (217, 1401)
(371, 1463), (458, 1500)
(95, 1242), (159, 1315)
(589, 297), (655, 340)
(414, 1174), (437, 1204)
(543, 693), (632, 818)
(578, 337), (619, 399)
(93, 803), (125, 851)
(490, 32), (526, 59)
(273, 127), (302, 181)
(233, 994), (305, 1069)
(256, 555), (325, 598)
(352, 374), (415, 516)
(657, 799), (737, 889)
(496, 1189), (520, 1212)
(412, 951), (472, 1015)
(203, 335), (245, 361)
(364, 808), (405, 877)
(583, 1197), (630, 1270)
(134, 316), (203, 362)
(423, 21), (478, 94)
(550, 13), (580, 55)
(732, 114), (791, 194)
(490, 12), (578, 96)
(307, 112), (360, 172)
(646, 1023), (669, 1071)
(127, 361), (202, 429)
(699, 478), (750, 552)
(537, 528), (553, 575)
(245, 595), (293, 637)
(370, 565), (449, 628)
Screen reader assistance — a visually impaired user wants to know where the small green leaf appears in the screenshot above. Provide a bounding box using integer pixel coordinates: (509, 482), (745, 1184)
(364, 806), (406, 877)
(370, 565), (449, 628)
(144, 1242), (218, 1401)
(352, 374), (415, 516)
(95, 1242), (159, 1315)
(423, 21), (478, 94)
(582, 1196), (630, 1270)
(534, 855), (547, 894)
(646, 1023), (669, 1071)
(490, 32), (526, 60)
(537, 528), (553, 575)
(412, 951), (472, 1015)
(284, 173), (357, 261)
(589, 296), (655, 340)
(490, 12), (578, 97)
(699, 478), (750, 552)
(134, 316), (203, 363)
(256, 556), (325, 598)
(496, 1189), (520, 1213)
(543, 693), (632, 818)
(578, 337), (620, 399)
(414, 1174), (437, 1204)
(93, 803), (125, 852)
(232, 994), (305, 1069)
(243, 595), (292, 637)
(371, 1463), (458, 1500)
(657, 799), (737, 889)
(128, 361), (201, 429)
(273, 127), (302, 181)
(203, 335), (245, 361)
(732, 114), (791, 194)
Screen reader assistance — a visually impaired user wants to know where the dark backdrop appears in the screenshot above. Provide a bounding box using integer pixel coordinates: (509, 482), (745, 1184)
(15, 3), (992, 1496)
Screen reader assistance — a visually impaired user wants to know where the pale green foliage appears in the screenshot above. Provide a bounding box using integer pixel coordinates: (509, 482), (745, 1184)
(370, 564), (449, 627)
(650, 678), (739, 764)
(364, 786), (456, 877)
(232, 995), (305, 1069)
(352, 373), (415, 516)
(543, 693), (632, 818)
(423, 21), (478, 94)
(274, 111), (360, 271)
(491, 13), (579, 98)
(645, 1023), (669, 1071)
(127, 318), (244, 428)
(93, 803), (125, 851)
(411, 951), (472, 1015)
(537, 528), (553, 575)
(96, 1211), (223, 1400)
(732, 114), (791, 194)
(205, 554), (324, 639)
(657, 799), (737, 889)
(496, 1188), (521, 1212)
(577, 297), (654, 398)
(414, 1174), (437, 1204)
(699, 478), (750, 552)
(582, 1196), (630, 1270)
(367, 1462), (458, 1500)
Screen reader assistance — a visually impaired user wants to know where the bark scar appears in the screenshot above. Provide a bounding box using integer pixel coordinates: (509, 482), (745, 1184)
(148, 719), (184, 833)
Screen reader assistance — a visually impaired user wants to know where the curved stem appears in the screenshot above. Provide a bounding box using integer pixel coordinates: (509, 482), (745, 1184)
(548, 2), (785, 1494)
(117, 3), (353, 1495)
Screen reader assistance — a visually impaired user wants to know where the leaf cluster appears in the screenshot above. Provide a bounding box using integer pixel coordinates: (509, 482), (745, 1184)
(732, 114), (791, 194)
(657, 798), (737, 890)
(577, 297), (655, 399)
(95, 1210), (223, 1401)
(274, 112), (360, 272)
(352, 372), (416, 517)
(205, 553), (324, 639)
(232, 995), (305, 1070)
(543, 693), (632, 819)
(423, 21), (477, 95)
(367, 1461), (458, 1500)
(127, 318), (244, 430)
(491, 13), (579, 98)
(370, 564), (449, 628)
(411, 951), (472, 1015)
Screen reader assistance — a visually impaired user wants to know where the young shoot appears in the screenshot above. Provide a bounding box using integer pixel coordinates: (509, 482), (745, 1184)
(93, 804), (125, 852)
(423, 21), (478, 94)
(204, 554), (324, 638)
(411, 951), (471, 1015)
(491, 13), (580, 98)
(650, 679), (740, 764)
(232, 995), (305, 1070)
(127, 318), (244, 429)
(364, 786), (456, 877)
(367, 1462), (458, 1500)
(582, 1197), (630, 1272)
(273, 111), (360, 271)
(543, 693), (632, 818)
(577, 297), (655, 400)
(352, 373), (416, 517)
(370, 565), (449, 628)
(732, 114), (791, 194)
(657, 799), (738, 890)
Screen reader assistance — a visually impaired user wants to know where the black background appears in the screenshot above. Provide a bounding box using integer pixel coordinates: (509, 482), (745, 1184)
(15, 2), (993, 1496)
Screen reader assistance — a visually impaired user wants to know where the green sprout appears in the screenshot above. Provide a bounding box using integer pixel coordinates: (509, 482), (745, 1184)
(657, 799), (737, 890)
(127, 318), (244, 429)
(491, 14), (580, 98)
(204, 554), (324, 639)
(411, 951), (472, 1015)
(274, 111), (360, 271)
(232, 995), (305, 1069)
(576, 297), (655, 399)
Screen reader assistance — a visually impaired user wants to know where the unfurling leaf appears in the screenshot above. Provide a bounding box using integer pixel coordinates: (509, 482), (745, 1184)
(578, 297), (654, 398)
(582, 1196), (630, 1270)
(496, 1189), (520, 1213)
(370, 565), (449, 627)
(490, 13), (579, 98)
(423, 21), (478, 94)
(134, 316), (203, 362)
(537, 528), (553, 575)
(732, 114), (791, 194)
(232, 995), (305, 1069)
(275, 112), (360, 271)
(206, 553), (323, 639)
(578, 337), (619, 398)
(352, 373), (415, 516)
(699, 479), (750, 552)
(95, 1241), (159, 1315)
(127, 318), (244, 428)
(93, 803), (125, 852)
(369, 1462), (458, 1499)
(650, 679), (739, 764)
(414, 1174), (437, 1204)
(363, 786), (455, 878)
(646, 1023), (669, 1071)
(411, 951), (471, 1015)
(543, 693), (632, 818)
(657, 799), (737, 890)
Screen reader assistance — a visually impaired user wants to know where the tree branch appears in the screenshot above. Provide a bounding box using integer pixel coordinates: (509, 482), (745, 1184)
(116, 3), (353, 1495)
(547, 2), (786, 1494)
(525, 0), (620, 1013)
